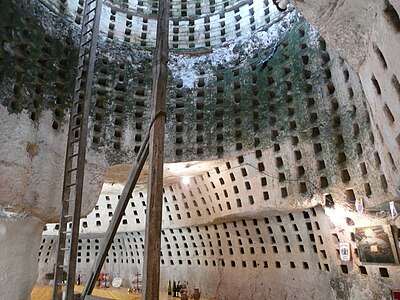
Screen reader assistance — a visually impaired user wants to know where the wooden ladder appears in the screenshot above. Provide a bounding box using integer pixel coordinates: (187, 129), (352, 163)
(52, 0), (102, 299)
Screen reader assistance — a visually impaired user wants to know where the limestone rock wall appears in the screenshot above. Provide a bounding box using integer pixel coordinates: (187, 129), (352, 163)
(39, 205), (400, 300)
(358, 0), (400, 198)
(0, 0), (107, 222)
(0, 107), (107, 222)
(290, 0), (400, 200)
(37, 0), (287, 50)
(0, 216), (44, 300)
(1, 0), (399, 299)
(289, 0), (379, 71)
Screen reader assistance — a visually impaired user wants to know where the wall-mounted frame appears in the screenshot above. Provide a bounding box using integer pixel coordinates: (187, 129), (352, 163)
(392, 290), (400, 300)
(354, 225), (399, 264)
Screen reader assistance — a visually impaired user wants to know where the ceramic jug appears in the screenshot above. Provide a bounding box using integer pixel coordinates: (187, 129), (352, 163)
(193, 288), (201, 300)
(180, 292), (188, 300)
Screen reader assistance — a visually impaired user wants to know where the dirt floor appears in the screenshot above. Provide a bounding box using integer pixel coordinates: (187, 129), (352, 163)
(32, 285), (140, 300)
(31, 286), (212, 300)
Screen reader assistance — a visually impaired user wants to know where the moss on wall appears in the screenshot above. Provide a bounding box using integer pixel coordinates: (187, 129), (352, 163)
(0, 0), (376, 204)
(0, 0), (78, 126)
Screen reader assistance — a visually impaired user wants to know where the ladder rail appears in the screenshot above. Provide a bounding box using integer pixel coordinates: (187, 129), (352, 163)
(52, 0), (102, 298)
(65, 0), (102, 298)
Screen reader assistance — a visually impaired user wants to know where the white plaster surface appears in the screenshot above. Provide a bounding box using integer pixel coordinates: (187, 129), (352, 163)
(358, 2), (400, 197)
(0, 216), (44, 300)
(0, 107), (108, 222)
(168, 9), (300, 89)
(0, 107), (108, 299)
(3, 0), (400, 299)
(290, 0), (380, 72)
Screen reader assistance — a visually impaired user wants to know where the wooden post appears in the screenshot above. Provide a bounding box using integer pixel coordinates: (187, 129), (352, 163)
(141, 0), (169, 299)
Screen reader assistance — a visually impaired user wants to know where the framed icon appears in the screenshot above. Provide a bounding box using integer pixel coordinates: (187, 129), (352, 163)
(339, 243), (350, 261)
(355, 225), (399, 264)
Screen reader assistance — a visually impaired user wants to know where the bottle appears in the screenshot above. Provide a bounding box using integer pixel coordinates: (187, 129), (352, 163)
(193, 288), (201, 300)
(76, 274), (81, 285)
(172, 280), (177, 297)
(177, 281), (181, 297)
(168, 280), (172, 295)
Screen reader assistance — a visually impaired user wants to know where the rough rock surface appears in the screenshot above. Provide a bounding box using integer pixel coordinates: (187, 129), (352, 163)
(0, 0), (399, 299)
(0, 215), (44, 300)
(290, 0), (380, 72)
(0, 107), (108, 222)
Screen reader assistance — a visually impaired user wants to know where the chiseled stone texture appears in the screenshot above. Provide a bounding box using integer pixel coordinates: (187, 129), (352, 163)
(0, 107), (107, 222)
(0, 215), (44, 300)
(290, 0), (380, 72)
(0, 0), (399, 299)
(357, 0), (400, 197)
(39, 205), (400, 299)
(290, 0), (400, 198)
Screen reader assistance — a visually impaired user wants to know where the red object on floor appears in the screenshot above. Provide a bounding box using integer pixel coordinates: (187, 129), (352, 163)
(393, 291), (400, 300)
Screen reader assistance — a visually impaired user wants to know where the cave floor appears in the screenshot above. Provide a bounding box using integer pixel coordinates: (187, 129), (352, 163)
(31, 285), (215, 299)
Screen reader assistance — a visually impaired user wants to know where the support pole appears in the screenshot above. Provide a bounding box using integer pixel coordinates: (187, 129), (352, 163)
(141, 0), (169, 299)
(81, 140), (149, 298)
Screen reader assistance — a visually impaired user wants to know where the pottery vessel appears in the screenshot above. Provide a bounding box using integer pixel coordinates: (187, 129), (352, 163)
(193, 288), (201, 300)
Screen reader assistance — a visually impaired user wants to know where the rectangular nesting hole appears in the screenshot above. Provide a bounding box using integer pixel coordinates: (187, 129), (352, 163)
(384, 2), (400, 32)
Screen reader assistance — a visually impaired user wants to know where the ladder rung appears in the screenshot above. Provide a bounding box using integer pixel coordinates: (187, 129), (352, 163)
(79, 51), (89, 58)
(85, 18), (95, 26)
(72, 95), (84, 102)
(61, 247), (70, 251)
(75, 87), (84, 93)
(72, 128), (80, 136)
(72, 111), (83, 118)
(66, 182), (76, 187)
(75, 62), (87, 70)
(68, 167), (78, 173)
(88, 0), (97, 5)
(69, 153), (79, 159)
(62, 230), (72, 234)
(87, 7), (96, 15)
(73, 97), (84, 104)
(71, 124), (81, 131)
(74, 74), (83, 83)
(70, 138), (80, 144)
(70, 122), (81, 130)
(82, 39), (92, 47)
(57, 282), (67, 286)
(77, 56), (85, 64)
(83, 28), (93, 36)
(64, 198), (74, 203)
(63, 215), (72, 218)
(58, 264), (68, 268)
(75, 78), (83, 86)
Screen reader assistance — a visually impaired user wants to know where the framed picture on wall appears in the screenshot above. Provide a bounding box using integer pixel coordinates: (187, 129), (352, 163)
(339, 243), (350, 261)
(392, 290), (400, 300)
(354, 225), (399, 264)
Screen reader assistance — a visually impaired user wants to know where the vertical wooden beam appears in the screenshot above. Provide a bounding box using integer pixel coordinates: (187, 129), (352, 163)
(141, 0), (169, 299)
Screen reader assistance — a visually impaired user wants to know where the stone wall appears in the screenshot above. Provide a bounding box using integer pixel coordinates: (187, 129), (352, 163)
(0, 216), (44, 300)
(0, 0), (107, 222)
(290, 0), (400, 201)
(0, 0), (399, 299)
(40, 202), (400, 299)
